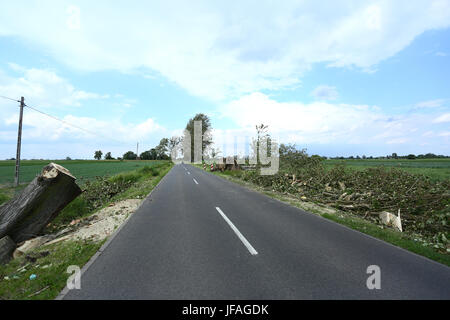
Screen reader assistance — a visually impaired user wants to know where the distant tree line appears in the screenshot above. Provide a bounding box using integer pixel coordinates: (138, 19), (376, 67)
(329, 153), (450, 160)
(93, 137), (178, 161)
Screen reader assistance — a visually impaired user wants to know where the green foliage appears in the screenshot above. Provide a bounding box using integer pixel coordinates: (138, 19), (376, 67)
(46, 163), (171, 232)
(0, 192), (9, 205)
(185, 113), (213, 161)
(104, 152), (114, 160)
(94, 150), (103, 160)
(123, 151), (137, 160)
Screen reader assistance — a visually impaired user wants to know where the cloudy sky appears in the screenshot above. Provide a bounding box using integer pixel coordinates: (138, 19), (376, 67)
(0, 0), (449, 159)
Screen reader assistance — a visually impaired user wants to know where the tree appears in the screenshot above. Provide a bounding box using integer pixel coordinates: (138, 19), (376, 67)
(407, 154), (416, 160)
(184, 113), (212, 162)
(104, 152), (114, 160)
(123, 151), (137, 160)
(168, 136), (181, 159)
(155, 138), (169, 160)
(392, 153), (398, 159)
(94, 150), (103, 160)
(140, 149), (157, 160)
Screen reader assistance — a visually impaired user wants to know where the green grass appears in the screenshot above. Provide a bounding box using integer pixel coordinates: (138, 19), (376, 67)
(0, 160), (167, 186)
(324, 158), (450, 181)
(0, 240), (104, 300)
(200, 165), (450, 267)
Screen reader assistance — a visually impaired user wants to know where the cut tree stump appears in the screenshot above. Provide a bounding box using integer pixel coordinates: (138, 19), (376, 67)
(0, 163), (82, 243)
(0, 236), (16, 264)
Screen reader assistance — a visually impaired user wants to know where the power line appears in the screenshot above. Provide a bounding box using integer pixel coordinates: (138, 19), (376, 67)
(0, 95), (21, 103)
(24, 103), (124, 144)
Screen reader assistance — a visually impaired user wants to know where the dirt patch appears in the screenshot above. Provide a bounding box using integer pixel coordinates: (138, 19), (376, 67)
(43, 199), (142, 245)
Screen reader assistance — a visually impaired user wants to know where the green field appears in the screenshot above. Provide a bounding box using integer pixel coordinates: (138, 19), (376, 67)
(0, 160), (169, 186)
(324, 158), (450, 181)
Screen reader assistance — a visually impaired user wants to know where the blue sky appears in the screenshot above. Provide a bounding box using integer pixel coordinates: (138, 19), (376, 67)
(0, 0), (449, 159)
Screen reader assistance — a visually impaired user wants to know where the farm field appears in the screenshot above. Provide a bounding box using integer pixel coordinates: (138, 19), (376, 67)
(0, 160), (169, 186)
(324, 158), (450, 181)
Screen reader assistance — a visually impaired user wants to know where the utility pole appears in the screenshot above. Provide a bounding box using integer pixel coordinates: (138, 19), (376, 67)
(14, 97), (24, 186)
(136, 142), (139, 160)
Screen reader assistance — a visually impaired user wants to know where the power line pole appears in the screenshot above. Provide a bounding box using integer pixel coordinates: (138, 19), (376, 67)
(136, 142), (139, 160)
(15, 97), (24, 187)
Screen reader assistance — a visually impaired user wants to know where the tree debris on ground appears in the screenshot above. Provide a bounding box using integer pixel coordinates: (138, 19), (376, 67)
(233, 145), (450, 252)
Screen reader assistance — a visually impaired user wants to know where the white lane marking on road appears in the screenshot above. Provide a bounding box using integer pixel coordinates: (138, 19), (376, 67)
(215, 207), (258, 255)
(187, 171), (191, 175)
(193, 178), (199, 185)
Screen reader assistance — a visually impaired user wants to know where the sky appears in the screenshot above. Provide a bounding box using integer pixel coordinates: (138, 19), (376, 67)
(0, 0), (449, 159)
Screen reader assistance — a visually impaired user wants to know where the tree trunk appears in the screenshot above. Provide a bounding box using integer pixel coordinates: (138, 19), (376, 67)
(0, 236), (16, 264)
(0, 163), (82, 243)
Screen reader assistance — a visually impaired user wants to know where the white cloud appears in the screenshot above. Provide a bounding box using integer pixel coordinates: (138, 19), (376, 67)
(311, 85), (339, 101)
(415, 99), (446, 108)
(0, 65), (107, 108)
(0, 0), (449, 100)
(386, 138), (408, 144)
(433, 113), (450, 123)
(220, 92), (449, 150)
(66, 5), (81, 30)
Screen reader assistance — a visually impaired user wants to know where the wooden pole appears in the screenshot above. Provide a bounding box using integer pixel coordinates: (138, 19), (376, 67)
(14, 97), (24, 187)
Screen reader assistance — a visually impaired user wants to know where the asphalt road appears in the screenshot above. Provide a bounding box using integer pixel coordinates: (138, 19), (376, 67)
(62, 164), (450, 299)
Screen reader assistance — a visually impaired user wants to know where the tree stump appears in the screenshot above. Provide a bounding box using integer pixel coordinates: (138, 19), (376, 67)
(0, 163), (82, 243)
(0, 236), (16, 264)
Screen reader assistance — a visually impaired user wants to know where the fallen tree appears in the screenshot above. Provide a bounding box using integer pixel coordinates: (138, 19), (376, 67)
(0, 163), (81, 244)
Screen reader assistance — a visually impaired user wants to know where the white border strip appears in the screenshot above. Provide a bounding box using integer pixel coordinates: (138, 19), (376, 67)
(193, 178), (199, 185)
(215, 207), (258, 255)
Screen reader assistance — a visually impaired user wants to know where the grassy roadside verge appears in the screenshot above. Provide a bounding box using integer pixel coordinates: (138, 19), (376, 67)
(194, 165), (450, 267)
(0, 161), (173, 300)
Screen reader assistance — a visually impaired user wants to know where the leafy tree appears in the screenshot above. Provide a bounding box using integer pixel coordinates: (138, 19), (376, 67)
(104, 152), (114, 160)
(140, 149), (155, 160)
(155, 138), (169, 159)
(94, 150), (103, 160)
(66, 156), (72, 161)
(123, 151), (137, 160)
(184, 113), (212, 162)
(392, 153), (398, 159)
(407, 154), (416, 160)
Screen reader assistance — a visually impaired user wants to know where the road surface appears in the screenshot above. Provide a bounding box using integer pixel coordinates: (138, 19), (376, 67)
(62, 164), (450, 299)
